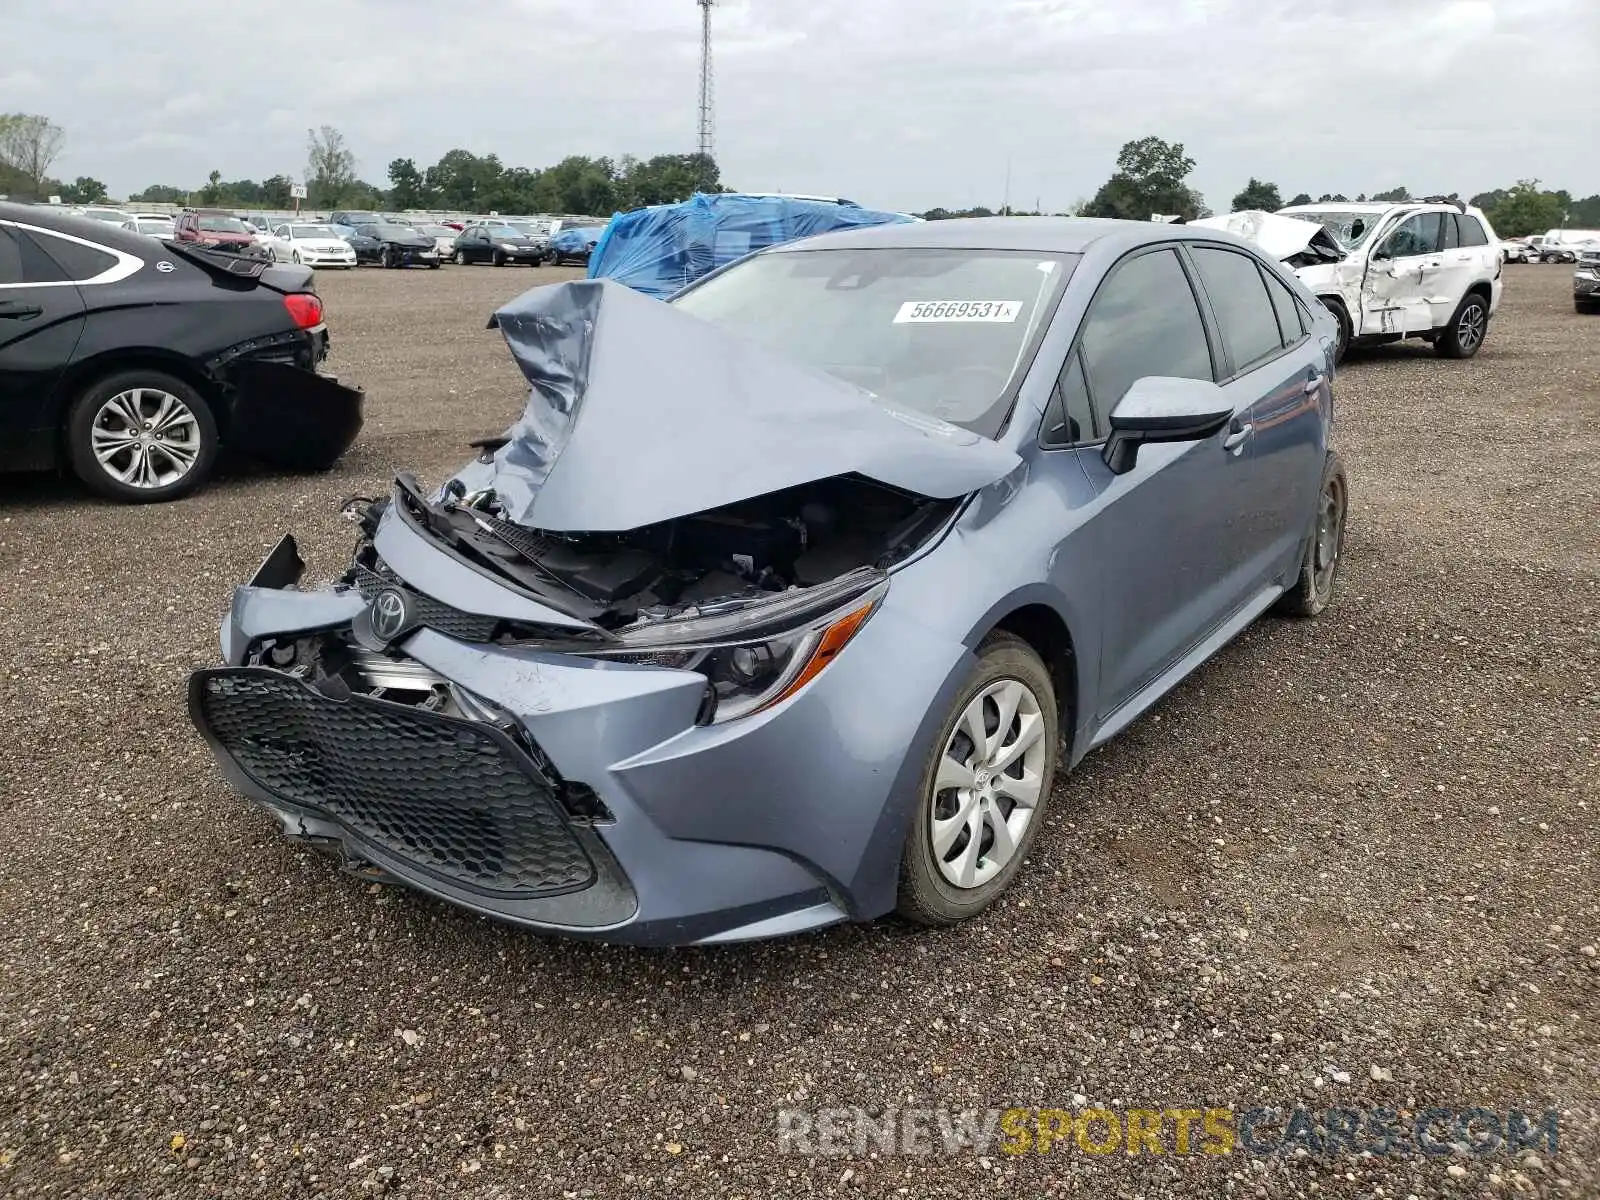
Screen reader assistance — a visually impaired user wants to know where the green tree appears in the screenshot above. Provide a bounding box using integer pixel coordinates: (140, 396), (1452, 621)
(0, 113), (65, 196)
(534, 155), (618, 215)
(306, 125), (357, 208)
(1230, 177), (1282, 213)
(1569, 194), (1600, 226)
(261, 174), (293, 208)
(130, 184), (185, 204)
(1370, 186), (1410, 203)
(199, 169), (223, 205)
(1487, 179), (1565, 237)
(59, 176), (107, 204)
(387, 157), (428, 209)
(1287, 192), (1312, 207)
(1316, 193), (1349, 203)
(1082, 136), (1201, 221)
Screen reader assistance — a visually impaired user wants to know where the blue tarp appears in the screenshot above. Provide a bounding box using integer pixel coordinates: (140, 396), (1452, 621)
(550, 225), (605, 255)
(586, 192), (914, 299)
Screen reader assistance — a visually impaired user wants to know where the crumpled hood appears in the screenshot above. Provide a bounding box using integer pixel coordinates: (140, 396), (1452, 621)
(480, 278), (1021, 532)
(1189, 210), (1346, 264)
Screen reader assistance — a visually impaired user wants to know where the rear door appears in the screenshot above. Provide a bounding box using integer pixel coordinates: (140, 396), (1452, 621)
(1362, 211), (1442, 334)
(0, 222), (87, 470)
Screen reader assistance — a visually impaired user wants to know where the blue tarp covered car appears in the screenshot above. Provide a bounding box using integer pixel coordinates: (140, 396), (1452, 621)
(586, 192), (914, 299)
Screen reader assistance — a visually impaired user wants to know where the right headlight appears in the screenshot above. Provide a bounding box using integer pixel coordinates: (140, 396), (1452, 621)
(584, 570), (887, 724)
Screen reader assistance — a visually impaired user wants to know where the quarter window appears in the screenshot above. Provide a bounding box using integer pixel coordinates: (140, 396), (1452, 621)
(1079, 248), (1213, 419)
(33, 232), (118, 282)
(0, 229), (21, 284)
(1040, 350), (1096, 446)
(1191, 247), (1285, 373)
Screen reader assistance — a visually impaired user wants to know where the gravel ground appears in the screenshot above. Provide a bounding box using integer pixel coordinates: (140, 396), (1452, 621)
(0, 263), (1596, 1199)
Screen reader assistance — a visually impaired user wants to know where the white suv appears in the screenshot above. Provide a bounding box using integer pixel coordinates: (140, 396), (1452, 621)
(1276, 201), (1502, 361)
(1198, 201), (1503, 362)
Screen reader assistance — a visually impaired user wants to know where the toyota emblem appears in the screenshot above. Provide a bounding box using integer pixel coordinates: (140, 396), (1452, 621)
(369, 588), (410, 642)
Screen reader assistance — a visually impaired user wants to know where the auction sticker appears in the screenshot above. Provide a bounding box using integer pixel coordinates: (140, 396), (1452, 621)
(894, 300), (1022, 324)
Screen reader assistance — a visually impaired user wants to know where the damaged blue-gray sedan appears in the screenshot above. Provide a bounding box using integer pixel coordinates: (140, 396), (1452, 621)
(188, 218), (1348, 946)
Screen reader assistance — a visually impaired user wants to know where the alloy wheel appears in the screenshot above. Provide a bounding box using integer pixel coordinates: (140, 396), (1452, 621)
(1457, 301), (1486, 353)
(929, 678), (1048, 889)
(90, 387), (201, 490)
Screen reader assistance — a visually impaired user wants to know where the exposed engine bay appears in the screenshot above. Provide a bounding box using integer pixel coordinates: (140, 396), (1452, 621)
(360, 470), (957, 631)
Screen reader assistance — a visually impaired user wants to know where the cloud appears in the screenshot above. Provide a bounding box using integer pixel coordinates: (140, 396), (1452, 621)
(1, 0), (1593, 208)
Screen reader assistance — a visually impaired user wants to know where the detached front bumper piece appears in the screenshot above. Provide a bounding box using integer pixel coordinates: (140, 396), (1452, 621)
(224, 358), (364, 471)
(189, 667), (637, 928)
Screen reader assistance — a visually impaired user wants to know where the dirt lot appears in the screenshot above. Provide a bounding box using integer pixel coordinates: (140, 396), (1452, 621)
(1, 262), (1596, 1198)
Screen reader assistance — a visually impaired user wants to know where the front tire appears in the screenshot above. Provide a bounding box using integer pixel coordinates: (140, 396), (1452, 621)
(454, 250), (467, 265)
(1436, 291), (1489, 358)
(492, 251), (506, 267)
(65, 370), (218, 503)
(1274, 450), (1347, 618)
(1320, 296), (1352, 365)
(896, 632), (1059, 926)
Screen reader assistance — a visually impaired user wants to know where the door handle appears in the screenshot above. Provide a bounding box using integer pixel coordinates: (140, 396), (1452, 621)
(0, 301), (43, 320)
(1303, 375), (1325, 395)
(1223, 422), (1253, 454)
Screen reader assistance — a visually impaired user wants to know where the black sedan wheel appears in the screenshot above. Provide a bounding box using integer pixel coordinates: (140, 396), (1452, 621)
(492, 251), (505, 267)
(66, 370), (218, 503)
(454, 249), (468, 266)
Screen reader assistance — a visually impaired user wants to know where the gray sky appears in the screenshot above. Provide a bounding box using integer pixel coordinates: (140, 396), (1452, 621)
(4, 0), (1596, 211)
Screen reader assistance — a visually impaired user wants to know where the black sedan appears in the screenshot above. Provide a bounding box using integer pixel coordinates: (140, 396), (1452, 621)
(450, 224), (547, 267)
(334, 225), (384, 265)
(0, 203), (363, 502)
(351, 222), (440, 269)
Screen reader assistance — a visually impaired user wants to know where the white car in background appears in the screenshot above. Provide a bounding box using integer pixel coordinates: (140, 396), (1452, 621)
(119, 214), (177, 240)
(270, 222), (359, 268)
(70, 206), (129, 224)
(1196, 200), (1503, 363)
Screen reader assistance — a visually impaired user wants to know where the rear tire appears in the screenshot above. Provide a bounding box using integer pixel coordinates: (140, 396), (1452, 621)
(1435, 291), (1490, 358)
(896, 632), (1060, 926)
(1274, 450), (1347, 618)
(65, 370), (218, 504)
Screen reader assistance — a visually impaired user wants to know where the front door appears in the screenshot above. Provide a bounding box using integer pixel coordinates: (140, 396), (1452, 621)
(1064, 245), (1257, 721)
(0, 223), (86, 469)
(1361, 211), (1443, 336)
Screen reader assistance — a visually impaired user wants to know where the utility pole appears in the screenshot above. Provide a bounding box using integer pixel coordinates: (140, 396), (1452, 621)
(696, 0), (715, 193)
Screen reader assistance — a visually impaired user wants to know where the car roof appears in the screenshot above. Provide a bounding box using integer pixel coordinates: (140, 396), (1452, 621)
(765, 216), (1243, 256)
(0, 201), (161, 253)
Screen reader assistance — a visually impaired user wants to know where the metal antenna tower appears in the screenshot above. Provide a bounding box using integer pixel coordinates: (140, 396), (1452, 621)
(696, 0), (715, 191)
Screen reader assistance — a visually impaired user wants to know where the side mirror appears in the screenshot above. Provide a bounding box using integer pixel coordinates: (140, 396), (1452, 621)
(1103, 377), (1234, 475)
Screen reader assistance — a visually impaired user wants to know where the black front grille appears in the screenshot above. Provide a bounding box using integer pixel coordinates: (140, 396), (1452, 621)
(351, 565), (499, 642)
(192, 668), (595, 897)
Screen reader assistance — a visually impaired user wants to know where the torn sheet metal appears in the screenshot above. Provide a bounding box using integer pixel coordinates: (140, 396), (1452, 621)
(1189, 210), (1346, 265)
(483, 279), (1021, 532)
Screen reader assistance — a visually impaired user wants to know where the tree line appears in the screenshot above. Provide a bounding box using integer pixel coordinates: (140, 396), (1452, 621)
(4, 114), (1596, 238)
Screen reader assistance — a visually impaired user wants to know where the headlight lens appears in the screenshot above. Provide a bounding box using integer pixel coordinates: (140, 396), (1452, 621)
(501, 243), (518, 251)
(586, 573), (887, 724)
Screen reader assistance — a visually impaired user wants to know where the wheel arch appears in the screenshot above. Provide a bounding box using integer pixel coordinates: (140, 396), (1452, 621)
(54, 348), (227, 456)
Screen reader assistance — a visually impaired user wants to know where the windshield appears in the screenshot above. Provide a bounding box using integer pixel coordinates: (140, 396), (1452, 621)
(672, 247), (1074, 437)
(292, 224), (337, 238)
(487, 227), (525, 239)
(417, 225), (454, 236)
(1281, 209), (1382, 249)
(137, 219), (174, 234)
(198, 215), (251, 233)
(369, 224), (416, 238)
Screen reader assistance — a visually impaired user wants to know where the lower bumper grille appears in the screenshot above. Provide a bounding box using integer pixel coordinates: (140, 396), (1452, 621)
(191, 667), (595, 897)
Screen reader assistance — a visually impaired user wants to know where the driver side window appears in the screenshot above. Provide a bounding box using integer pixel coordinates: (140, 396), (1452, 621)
(1382, 213), (1443, 259)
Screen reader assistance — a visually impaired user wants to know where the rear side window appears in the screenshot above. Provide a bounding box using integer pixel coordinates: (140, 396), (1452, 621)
(1079, 248), (1213, 417)
(0, 227), (73, 285)
(1261, 268), (1308, 344)
(0, 229), (21, 284)
(33, 232), (119, 282)
(1191, 247), (1285, 374)
(1456, 215), (1489, 247)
